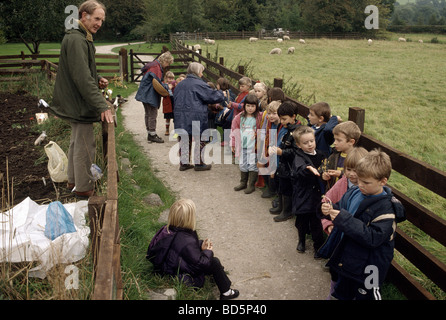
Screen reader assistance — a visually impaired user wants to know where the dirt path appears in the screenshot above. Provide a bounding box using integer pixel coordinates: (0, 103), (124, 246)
(94, 42), (145, 55)
(121, 92), (331, 300)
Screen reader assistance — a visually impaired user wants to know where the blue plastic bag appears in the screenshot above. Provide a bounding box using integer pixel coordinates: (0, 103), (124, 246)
(44, 201), (77, 240)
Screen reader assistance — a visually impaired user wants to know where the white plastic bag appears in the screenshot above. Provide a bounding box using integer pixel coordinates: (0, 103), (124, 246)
(44, 141), (68, 182)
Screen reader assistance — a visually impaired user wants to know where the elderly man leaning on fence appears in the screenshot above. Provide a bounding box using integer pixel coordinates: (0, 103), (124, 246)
(50, 0), (113, 199)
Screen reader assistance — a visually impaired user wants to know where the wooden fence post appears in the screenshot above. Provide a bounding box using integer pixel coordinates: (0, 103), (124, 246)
(219, 57), (224, 77)
(348, 107), (365, 132)
(129, 49), (134, 82)
(274, 78), (283, 88)
(238, 65), (244, 75)
(119, 47), (128, 83)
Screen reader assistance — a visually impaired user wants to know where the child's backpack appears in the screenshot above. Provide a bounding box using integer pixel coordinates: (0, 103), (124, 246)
(146, 225), (177, 273)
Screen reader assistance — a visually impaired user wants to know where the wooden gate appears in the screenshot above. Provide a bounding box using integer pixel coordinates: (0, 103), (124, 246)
(129, 49), (192, 82)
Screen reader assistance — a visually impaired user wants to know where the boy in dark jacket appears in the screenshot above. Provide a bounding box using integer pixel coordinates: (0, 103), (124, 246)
(290, 126), (327, 255)
(321, 149), (406, 300)
(268, 101), (301, 222)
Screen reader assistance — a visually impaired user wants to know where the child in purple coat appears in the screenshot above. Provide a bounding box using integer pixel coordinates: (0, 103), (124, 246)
(146, 199), (239, 300)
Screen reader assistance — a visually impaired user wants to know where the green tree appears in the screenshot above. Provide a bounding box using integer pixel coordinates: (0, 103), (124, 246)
(299, 0), (391, 33)
(99, 0), (145, 40)
(2, 0), (71, 53)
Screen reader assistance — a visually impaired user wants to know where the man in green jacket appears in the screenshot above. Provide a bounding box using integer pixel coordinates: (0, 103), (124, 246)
(51, 0), (113, 199)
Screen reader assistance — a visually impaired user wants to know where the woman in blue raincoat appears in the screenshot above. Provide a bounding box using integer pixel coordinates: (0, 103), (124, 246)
(173, 62), (225, 171)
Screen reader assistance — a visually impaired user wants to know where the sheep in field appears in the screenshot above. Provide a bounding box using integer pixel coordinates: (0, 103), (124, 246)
(368, 39), (373, 45)
(299, 39), (306, 44)
(283, 35), (290, 41)
(193, 44), (201, 51)
(287, 47), (295, 54)
(249, 37), (258, 42)
(207, 39), (215, 45)
(398, 37), (406, 42)
(277, 38), (283, 43)
(419, 39), (423, 43)
(269, 48), (282, 55)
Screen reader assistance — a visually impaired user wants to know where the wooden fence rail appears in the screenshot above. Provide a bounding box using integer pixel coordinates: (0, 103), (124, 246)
(170, 31), (364, 41)
(167, 39), (446, 300)
(0, 52), (121, 82)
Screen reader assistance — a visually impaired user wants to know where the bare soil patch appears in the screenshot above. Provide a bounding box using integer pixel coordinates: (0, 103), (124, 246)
(0, 91), (70, 204)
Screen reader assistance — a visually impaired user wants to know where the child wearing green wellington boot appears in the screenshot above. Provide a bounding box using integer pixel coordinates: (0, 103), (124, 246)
(231, 94), (263, 194)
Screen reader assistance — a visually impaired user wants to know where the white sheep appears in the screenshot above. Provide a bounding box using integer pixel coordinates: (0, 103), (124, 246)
(287, 47), (295, 54)
(299, 39), (306, 44)
(277, 38), (283, 43)
(204, 38), (215, 45)
(368, 39), (373, 45)
(418, 39), (423, 43)
(283, 35), (290, 41)
(249, 37), (258, 42)
(269, 48), (282, 55)
(398, 37), (406, 42)
(193, 44), (201, 51)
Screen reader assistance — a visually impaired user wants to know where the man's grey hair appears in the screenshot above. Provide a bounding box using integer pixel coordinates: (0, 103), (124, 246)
(187, 62), (205, 77)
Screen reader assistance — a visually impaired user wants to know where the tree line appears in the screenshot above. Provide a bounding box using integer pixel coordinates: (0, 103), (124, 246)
(392, 0), (446, 25)
(1, 0), (443, 54)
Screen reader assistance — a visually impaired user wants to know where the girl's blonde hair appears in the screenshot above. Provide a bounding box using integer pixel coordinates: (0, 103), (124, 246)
(254, 82), (267, 94)
(167, 199), (197, 231)
(158, 51), (174, 65)
(164, 71), (175, 80)
(267, 100), (281, 113)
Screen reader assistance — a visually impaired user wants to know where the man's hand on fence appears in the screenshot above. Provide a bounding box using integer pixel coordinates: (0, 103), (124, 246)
(101, 109), (114, 123)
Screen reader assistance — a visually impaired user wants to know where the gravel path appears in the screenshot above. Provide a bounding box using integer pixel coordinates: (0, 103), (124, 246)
(121, 91), (331, 300)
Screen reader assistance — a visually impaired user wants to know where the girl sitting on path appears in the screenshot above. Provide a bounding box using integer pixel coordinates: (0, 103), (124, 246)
(146, 199), (239, 300)
(231, 94), (264, 194)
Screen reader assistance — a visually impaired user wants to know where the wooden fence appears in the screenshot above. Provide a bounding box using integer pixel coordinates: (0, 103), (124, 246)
(170, 31), (365, 42)
(0, 51), (122, 82)
(88, 101), (122, 300)
(168, 39), (446, 300)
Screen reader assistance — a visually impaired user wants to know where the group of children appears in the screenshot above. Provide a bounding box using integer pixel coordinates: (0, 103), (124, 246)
(149, 74), (406, 300)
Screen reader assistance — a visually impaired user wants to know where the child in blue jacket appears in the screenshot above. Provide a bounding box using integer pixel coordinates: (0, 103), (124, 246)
(321, 149), (406, 300)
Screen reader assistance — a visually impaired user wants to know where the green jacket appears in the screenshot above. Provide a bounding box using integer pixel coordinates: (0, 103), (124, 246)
(51, 23), (108, 123)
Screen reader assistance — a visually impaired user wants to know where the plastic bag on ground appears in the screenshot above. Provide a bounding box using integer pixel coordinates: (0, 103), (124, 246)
(44, 141), (68, 182)
(44, 201), (77, 240)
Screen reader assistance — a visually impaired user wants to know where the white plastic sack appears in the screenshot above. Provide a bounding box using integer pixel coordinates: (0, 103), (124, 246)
(0, 197), (90, 279)
(44, 141), (68, 182)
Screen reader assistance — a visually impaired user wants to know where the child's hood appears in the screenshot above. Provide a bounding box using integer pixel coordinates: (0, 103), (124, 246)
(384, 186), (406, 223)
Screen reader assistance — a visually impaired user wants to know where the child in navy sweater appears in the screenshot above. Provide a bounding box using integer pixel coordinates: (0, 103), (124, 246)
(321, 149), (406, 300)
